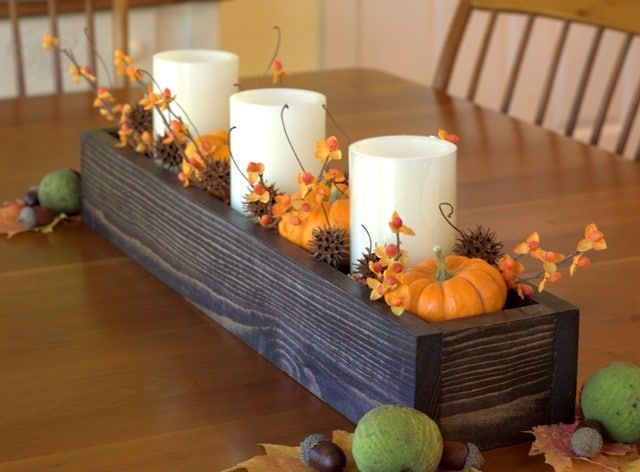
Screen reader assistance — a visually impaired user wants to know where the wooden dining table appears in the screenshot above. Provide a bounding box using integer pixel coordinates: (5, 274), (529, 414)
(1, 69), (639, 471)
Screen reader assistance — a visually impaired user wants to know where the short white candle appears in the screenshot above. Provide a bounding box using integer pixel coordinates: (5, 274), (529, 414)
(349, 135), (457, 270)
(229, 88), (326, 212)
(152, 49), (239, 138)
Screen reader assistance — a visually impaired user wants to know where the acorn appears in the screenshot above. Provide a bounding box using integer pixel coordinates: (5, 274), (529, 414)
(32, 206), (56, 226)
(23, 186), (39, 207)
(571, 419), (604, 458)
(439, 441), (484, 470)
(300, 434), (347, 472)
(18, 205), (57, 230)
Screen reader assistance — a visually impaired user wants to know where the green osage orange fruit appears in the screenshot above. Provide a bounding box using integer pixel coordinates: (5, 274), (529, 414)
(38, 169), (81, 215)
(352, 405), (443, 472)
(581, 362), (640, 443)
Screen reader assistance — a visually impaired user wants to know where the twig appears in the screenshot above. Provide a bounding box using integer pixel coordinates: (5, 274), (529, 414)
(260, 25), (281, 87)
(83, 27), (113, 88)
(228, 126), (250, 184)
(280, 104), (305, 172)
(323, 104), (352, 145)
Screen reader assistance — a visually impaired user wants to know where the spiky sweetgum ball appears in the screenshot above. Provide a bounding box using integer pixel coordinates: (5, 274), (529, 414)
(581, 362), (640, 443)
(352, 405), (443, 472)
(38, 169), (81, 215)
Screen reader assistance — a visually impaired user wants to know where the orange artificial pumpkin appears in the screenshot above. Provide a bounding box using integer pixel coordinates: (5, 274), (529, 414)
(278, 198), (350, 250)
(184, 131), (230, 163)
(403, 245), (507, 322)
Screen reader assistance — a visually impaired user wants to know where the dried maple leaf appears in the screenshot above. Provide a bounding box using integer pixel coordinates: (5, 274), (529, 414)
(530, 421), (637, 472)
(0, 201), (27, 238)
(223, 430), (359, 472)
(621, 459), (640, 472)
(221, 443), (305, 472)
(333, 430), (358, 471)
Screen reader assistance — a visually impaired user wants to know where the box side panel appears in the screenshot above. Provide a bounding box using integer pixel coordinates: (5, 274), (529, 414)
(550, 307), (579, 423)
(437, 315), (556, 449)
(415, 333), (444, 419)
(80, 132), (420, 423)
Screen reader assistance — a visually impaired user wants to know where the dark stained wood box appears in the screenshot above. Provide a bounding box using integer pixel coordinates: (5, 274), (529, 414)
(80, 129), (579, 450)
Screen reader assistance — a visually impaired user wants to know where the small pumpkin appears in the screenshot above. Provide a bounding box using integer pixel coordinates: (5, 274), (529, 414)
(278, 198), (350, 250)
(184, 131), (230, 163)
(404, 245), (507, 322)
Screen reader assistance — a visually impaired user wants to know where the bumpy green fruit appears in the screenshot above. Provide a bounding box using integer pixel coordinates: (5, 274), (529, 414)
(581, 362), (640, 443)
(352, 405), (443, 472)
(38, 169), (81, 215)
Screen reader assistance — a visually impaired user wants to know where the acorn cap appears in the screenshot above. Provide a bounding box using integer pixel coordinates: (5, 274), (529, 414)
(300, 433), (328, 466)
(572, 422), (604, 458)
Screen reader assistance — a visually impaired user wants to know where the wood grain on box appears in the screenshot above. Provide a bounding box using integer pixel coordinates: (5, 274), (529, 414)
(81, 128), (579, 449)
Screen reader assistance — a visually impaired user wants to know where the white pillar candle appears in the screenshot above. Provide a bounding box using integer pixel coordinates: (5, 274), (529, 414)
(229, 88), (326, 212)
(152, 49), (239, 138)
(349, 135), (457, 270)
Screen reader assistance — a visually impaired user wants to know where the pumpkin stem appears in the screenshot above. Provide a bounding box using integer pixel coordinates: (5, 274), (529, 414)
(434, 244), (452, 281)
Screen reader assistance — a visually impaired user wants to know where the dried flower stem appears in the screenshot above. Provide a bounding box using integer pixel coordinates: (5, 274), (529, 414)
(228, 126), (250, 184)
(439, 202), (464, 237)
(521, 249), (579, 282)
(322, 104), (352, 146)
(280, 104), (306, 172)
(261, 25), (281, 87)
(83, 27), (113, 88)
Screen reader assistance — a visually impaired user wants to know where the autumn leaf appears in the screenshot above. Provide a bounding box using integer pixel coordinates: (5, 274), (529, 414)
(223, 430), (359, 472)
(221, 443), (305, 472)
(621, 459), (640, 472)
(530, 422), (638, 472)
(0, 201), (27, 238)
(333, 430), (358, 471)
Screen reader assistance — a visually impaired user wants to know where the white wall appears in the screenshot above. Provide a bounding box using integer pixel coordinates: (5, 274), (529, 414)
(320, 0), (640, 158)
(0, 2), (219, 97)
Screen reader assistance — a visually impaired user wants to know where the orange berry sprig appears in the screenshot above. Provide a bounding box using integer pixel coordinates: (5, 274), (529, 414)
(271, 103), (348, 232)
(260, 25), (289, 86)
(438, 129), (459, 144)
(366, 212), (415, 316)
(112, 50), (213, 166)
(270, 134), (347, 233)
(498, 223), (607, 297)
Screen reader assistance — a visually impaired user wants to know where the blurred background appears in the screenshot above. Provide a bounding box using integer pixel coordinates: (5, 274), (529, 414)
(2, 0), (639, 157)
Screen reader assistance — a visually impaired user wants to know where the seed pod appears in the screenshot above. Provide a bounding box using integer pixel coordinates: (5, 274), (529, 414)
(300, 434), (347, 472)
(572, 419), (604, 458)
(440, 441), (484, 470)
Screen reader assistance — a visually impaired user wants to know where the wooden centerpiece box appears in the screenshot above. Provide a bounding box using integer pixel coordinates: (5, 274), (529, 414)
(81, 129), (579, 450)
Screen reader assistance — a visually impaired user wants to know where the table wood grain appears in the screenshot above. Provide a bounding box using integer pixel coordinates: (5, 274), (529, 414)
(0, 69), (639, 471)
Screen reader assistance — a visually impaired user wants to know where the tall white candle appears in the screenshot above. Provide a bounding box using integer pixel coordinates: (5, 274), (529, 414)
(349, 135), (457, 270)
(152, 49), (239, 138)
(229, 88), (326, 212)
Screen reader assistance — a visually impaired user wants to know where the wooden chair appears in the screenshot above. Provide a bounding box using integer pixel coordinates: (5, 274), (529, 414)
(433, 0), (640, 159)
(8, 0), (129, 97)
